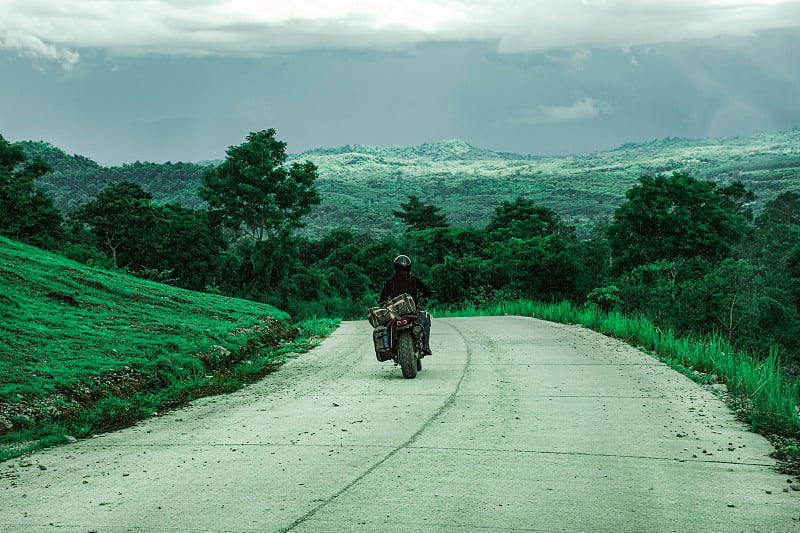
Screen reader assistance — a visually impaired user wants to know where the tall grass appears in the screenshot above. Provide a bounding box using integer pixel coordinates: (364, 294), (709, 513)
(434, 300), (800, 437)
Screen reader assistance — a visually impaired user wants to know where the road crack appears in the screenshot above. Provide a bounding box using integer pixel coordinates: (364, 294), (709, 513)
(279, 321), (473, 532)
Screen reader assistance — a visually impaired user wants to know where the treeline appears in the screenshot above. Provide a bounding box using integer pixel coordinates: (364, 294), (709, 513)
(2, 131), (799, 367)
(18, 140), (206, 211)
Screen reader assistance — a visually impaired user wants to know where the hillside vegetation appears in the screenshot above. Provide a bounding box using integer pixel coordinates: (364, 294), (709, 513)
(20, 128), (800, 235)
(0, 235), (334, 459)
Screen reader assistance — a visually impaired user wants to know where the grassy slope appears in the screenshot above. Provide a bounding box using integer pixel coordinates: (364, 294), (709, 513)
(0, 236), (337, 458)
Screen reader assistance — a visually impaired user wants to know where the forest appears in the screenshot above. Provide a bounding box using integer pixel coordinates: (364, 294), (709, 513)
(2, 129), (800, 372)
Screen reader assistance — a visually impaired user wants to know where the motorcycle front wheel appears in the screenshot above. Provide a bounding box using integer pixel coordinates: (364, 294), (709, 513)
(397, 331), (417, 379)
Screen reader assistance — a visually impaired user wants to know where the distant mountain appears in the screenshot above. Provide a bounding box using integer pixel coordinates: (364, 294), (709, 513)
(17, 128), (800, 235)
(298, 139), (538, 161)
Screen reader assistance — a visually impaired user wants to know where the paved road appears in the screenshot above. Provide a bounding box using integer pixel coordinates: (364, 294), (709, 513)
(1, 317), (798, 532)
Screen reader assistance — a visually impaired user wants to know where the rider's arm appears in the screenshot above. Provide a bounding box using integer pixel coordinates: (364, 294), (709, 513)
(379, 281), (391, 304)
(416, 277), (432, 300)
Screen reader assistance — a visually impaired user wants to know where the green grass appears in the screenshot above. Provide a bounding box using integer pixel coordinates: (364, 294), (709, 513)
(433, 300), (800, 438)
(0, 235), (340, 460)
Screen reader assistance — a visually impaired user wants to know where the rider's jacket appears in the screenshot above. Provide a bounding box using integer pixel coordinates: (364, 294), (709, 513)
(379, 272), (431, 305)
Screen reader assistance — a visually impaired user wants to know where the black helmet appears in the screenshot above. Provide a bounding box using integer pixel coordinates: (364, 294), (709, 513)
(394, 255), (412, 273)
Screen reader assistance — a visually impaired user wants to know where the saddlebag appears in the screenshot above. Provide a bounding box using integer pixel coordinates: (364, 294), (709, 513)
(372, 325), (393, 362)
(367, 306), (396, 328)
(385, 293), (416, 317)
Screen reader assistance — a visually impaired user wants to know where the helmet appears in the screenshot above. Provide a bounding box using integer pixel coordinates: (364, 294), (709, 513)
(393, 255), (412, 273)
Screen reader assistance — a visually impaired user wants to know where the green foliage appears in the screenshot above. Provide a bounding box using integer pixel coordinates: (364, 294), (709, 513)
(607, 173), (747, 272)
(754, 192), (800, 276)
(487, 197), (561, 240)
(757, 191), (800, 228)
(429, 255), (493, 304)
(585, 285), (621, 312)
(392, 195), (449, 231)
(199, 129), (320, 240)
(69, 182), (156, 268)
(147, 204), (226, 291)
(0, 134), (63, 247)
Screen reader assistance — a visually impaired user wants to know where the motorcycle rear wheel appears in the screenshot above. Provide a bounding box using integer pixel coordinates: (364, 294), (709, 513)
(397, 331), (417, 379)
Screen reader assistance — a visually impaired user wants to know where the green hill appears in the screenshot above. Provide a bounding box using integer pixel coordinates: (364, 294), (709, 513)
(296, 129), (800, 234)
(0, 235), (333, 459)
(18, 140), (207, 212)
(18, 128), (800, 235)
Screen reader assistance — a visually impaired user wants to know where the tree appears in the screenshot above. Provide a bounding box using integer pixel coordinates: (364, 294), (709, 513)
(71, 182), (156, 268)
(607, 173), (747, 272)
(0, 134), (63, 247)
(401, 227), (485, 266)
(199, 129), (320, 240)
(752, 191), (800, 275)
(147, 205), (227, 290)
(757, 191), (800, 228)
(486, 197), (561, 241)
(392, 195), (448, 231)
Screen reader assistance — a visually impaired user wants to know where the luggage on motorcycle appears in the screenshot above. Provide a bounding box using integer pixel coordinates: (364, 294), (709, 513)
(372, 325), (393, 362)
(386, 293), (416, 317)
(367, 306), (396, 328)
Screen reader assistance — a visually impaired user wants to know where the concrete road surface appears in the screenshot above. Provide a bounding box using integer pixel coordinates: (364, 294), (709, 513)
(1, 317), (798, 532)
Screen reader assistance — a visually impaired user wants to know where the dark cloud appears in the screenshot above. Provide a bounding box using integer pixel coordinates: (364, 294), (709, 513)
(2, 1), (799, 68)
(0, 31), (798, 164)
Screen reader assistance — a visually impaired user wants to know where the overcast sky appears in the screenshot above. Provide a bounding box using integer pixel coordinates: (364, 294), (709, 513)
(2, 0), (800, 165)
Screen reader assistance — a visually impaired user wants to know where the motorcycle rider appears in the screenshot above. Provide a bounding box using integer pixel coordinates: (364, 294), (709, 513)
(380, 255), (432, 355)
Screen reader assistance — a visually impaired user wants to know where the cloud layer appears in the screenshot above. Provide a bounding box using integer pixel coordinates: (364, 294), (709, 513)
(513, 97), (611, 125)
(2, 0), (800, 67)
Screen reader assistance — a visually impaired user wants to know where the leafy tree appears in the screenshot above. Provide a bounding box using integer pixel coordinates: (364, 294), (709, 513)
(429, 255), (493, 304)
(392, 195), (449, 231)
(486, 197), (561, 241)
(789, 245), (800, 280)
(0, 134), (63, 247)
(585, 286), (621, 313)
(71, 182), (156, 268)
(757, 191), (800, 228)
(354, 236), (400, 289)
(716, 181), (756, 222)
(401, 227), (485, 266)
(199, 129), (320, 240)
(489, 234), (586, 300)
(754, 192), (800, 275)
(607, 173), (747, 272)
(147, 205), (226, 290)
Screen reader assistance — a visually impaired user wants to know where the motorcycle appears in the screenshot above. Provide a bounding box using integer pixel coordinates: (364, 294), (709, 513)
(388, 312), (425, 379)
(369, 294), (428, 379)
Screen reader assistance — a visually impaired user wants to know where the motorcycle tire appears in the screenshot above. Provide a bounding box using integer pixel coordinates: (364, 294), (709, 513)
(397, 331), (417, 379)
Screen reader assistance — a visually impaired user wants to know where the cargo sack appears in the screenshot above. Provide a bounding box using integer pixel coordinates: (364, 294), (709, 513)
(373, 326), (393, 362)
(367, 307), (396, 328)
(386, 293), (416, 317)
